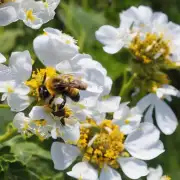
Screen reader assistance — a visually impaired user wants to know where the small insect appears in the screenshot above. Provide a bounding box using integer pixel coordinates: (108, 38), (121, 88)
(38, 73), (88, 120)
(45, 74), (88, 102)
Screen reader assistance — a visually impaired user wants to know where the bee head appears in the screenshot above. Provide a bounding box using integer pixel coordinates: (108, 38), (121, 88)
(38, 85), (50, 100)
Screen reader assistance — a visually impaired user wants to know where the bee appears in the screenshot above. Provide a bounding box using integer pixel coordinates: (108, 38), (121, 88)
(46, 74), (88, 102)
(38, 73), (88, 120)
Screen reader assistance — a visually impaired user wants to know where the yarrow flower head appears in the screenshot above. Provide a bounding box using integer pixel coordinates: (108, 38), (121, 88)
(96, 5), (180, 66)
(51, 120), (164, 180)
(96, 5), (180, 94)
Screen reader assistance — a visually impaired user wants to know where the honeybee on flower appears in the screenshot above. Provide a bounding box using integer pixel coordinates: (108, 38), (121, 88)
(12, 28), (113, 141)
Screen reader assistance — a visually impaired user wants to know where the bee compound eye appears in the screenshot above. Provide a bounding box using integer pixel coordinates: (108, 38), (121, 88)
(39, 86), (50, 99)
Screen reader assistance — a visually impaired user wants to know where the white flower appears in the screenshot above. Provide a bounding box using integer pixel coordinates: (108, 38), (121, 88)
(51, 122), (164, 180)
(33, 28), (112, 107)
(96, 5), (180, 65)
(121, 5), (180, 65)
(0, 51), (33, 112)
(137, 85), (179, 135)
(18, 0), (61, 29)
(33, 27), (79, 66)
(113, 102), (142, 134)
(95, 24), (132, 54)
(147, 165), (171, 180)
(0, 0), (21, 26)
(13, 104), (80, 142)
(40, 0), (61, 23)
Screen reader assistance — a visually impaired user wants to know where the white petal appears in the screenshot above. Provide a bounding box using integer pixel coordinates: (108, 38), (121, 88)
(0, 64), (14, 81)
(125, 123), (164, 160)
(0, 80), (16, 93)
(113, 103), (130, 120)
(1, 93), (8, 101)
(67, 162), (98, 180)
(147, 165), (163, 180)
(144, 105), (154, 123)
(114, 114), (142, 135)
(0, 53), (6, 63)
(51, 142), (80, 170)
(0, 6), (17, 26)
(155, 100), (178, 135)
(156, 85), (179, 98)
(118, 157), (148, 179)
(102, 76), (112, 96)
(79, 91), (100, 108)
(152, 12), (168, 24)
(14, 84), (30, 95)
(100, 165), (122, 180)
(95, 25), (120, 45)
(60, 123), (80, 144)
(13, 112), (30, 131)
(9, 51), (32, 82)
(137, 93), (157, 113)
(29, 106), (54, 124)
(33, 34), (78, 67)
(7, 94), (33, 112)
(55, 60), (72, 73)
(97, 96), (121, 113)
(103, 42), (124, 54)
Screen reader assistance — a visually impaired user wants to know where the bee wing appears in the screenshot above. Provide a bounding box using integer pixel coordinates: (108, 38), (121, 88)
(56, 74), (86, 89)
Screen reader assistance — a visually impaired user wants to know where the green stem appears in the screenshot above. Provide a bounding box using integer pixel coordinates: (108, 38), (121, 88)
(0, 104), (10, 109)
(0, 124), (17, 144)
(79, 30), (86, 51)
(119, 73), (137, 98)
(82, 0), (88, 9)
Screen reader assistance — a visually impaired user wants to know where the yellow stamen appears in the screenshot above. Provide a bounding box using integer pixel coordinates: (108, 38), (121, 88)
(124, 119), (130, 124)
(130, 33), (171, 64)
(7, 86), (14, 93)
(33, 119), (47, 126)
(161, 175), (171, 180)
(25, 67), (57, 98)
(26, 9), (36, 22)
(78, 119), (125, 169)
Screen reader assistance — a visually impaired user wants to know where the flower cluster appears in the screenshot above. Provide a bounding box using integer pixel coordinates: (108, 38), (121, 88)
(96, 5), (180, 135)
(0, 0), (60, 29)
(0, 3), (178, 180)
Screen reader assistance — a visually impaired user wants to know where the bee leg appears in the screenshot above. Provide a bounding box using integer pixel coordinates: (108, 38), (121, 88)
(60, 118), (65, 126)
(58, 94), (66, 110)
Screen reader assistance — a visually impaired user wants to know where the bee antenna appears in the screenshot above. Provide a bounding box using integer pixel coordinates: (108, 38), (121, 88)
(42, 73), (47, 84)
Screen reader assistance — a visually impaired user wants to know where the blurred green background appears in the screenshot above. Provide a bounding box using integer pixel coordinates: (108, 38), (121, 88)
(0, 0), (180, 179)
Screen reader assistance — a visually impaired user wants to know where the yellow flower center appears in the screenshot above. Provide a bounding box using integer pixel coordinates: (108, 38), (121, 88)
(130, 33), (171, 64)
(26, 67), (57, 98)
(33, 119), (47, 127)
(64, 106), (73, 118)
(7, 86), (14, 93)
(44, 1), (49, 8)
(78, 119), (125, 169)
(161, 175), (171, 180)
(26, 9), (36, 22)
